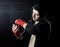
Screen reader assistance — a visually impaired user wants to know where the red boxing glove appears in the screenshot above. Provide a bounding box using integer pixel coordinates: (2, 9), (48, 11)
(15, 19), (25, 27)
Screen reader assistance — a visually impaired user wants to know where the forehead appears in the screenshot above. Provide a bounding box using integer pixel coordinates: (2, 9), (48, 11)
(32, 9), (39, 14)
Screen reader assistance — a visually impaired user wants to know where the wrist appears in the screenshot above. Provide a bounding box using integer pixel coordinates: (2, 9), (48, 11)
(23, 23), (28, 29)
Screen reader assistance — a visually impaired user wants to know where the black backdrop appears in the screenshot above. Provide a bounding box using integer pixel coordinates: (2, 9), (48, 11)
(0, 0), (56, 47)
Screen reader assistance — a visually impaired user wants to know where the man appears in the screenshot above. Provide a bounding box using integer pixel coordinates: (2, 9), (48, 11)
(12, 3), (51, 47)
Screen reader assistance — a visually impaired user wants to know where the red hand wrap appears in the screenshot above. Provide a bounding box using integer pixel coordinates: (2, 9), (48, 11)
(15, 19), (25, 27)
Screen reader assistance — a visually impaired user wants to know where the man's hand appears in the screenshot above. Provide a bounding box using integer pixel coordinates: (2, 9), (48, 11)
(12, 24), (20, 37)
(12, 24), (23, 40)
(12, 24), (19, 33)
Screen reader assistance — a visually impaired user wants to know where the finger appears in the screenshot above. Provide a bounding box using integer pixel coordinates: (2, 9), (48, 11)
(12, 24), (17, 29)
(15, 28), (19, 32)
(12, 25), (19, 33)
(12, 27), (18, 33)
(12, 26), (17, 31)
(12, 24), (16, 27)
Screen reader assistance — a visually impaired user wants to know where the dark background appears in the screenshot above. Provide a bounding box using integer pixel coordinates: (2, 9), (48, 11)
(0, 0), (56, 47)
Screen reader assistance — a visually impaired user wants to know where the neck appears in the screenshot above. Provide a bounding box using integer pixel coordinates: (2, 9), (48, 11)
(34, 21), (39, 25)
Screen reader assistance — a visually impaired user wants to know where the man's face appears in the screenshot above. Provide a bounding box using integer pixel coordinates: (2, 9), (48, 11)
(32, 9), (40, 21)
